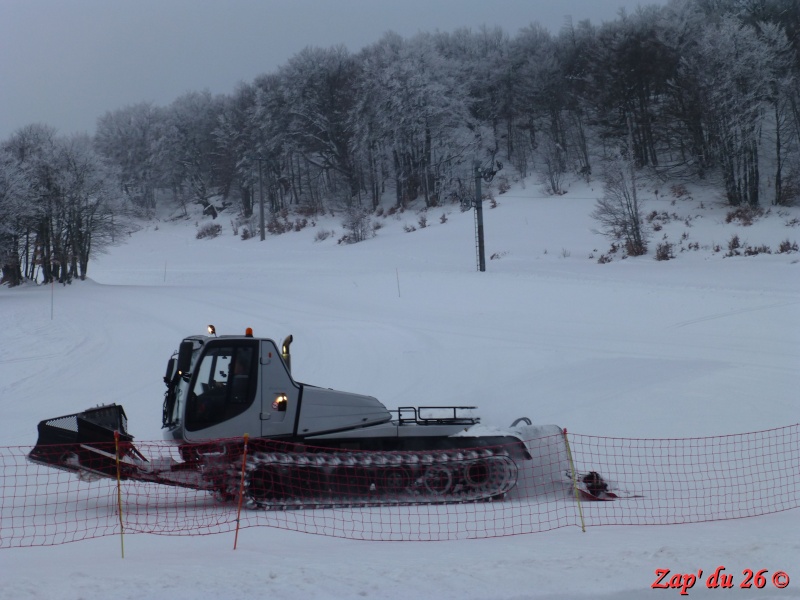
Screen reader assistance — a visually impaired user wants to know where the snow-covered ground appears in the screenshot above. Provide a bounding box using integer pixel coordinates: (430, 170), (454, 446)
(1, 177), (798, 599)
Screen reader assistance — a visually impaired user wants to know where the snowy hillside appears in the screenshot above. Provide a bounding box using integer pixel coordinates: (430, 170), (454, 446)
(1, 177), (798, 599)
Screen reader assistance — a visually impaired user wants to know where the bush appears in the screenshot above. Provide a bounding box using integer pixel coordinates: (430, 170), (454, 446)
(777, 239), (799, 253)
(625, 239), (647, 256)
(496, 176), (511, 195)
(314, 229), (334, 242)
(297, 204), (320, 218)
(743, 244), (771, 256)
(340, 206), (373, 244)
(726, 234), (741, 256)
(267, 214), (288, 234)
(196, 223), (222, 239)
(725, 206), (763, 226)
(670, 184), (689, 198)
(655, 242), (674, 261)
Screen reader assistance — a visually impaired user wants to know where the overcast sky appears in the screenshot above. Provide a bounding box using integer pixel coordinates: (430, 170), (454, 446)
(0, 0), (667, 141)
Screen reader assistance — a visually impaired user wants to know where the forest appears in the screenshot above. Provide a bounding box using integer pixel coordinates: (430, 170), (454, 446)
(1, 0), (799, 285)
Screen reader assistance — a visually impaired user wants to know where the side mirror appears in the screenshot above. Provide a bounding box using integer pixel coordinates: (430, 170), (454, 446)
(177, 341), (194, 378)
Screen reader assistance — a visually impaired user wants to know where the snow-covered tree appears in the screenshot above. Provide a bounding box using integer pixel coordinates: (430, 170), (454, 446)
(1, 126), (129, 284)
(94, 102), (165, 213)
(160, 90), (226, 216)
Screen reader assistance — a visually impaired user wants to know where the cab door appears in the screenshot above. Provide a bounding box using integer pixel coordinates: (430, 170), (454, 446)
(184, 339), (259, 439)
(259, 340), (301, 438)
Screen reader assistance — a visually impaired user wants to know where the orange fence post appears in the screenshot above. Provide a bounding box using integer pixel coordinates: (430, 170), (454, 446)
(114, 430), (126, 558)
(562, 428), (586, 533)
(233, 433), (249, 550)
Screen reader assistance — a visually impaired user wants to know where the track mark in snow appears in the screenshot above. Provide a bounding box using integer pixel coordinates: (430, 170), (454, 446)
(671, 299), (800, 329)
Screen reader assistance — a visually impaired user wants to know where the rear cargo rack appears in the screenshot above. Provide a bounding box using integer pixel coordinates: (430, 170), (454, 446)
(396, 406), (479, 426)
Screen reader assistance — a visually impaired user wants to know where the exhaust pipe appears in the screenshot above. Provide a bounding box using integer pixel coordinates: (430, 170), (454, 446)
(281, 335), (293, 373)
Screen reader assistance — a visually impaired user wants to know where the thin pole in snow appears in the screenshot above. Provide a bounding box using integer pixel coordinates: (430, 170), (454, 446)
(396, 268), (401, 298)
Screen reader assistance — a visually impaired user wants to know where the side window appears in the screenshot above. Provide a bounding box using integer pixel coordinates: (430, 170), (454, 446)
(229, 347), (254, 404)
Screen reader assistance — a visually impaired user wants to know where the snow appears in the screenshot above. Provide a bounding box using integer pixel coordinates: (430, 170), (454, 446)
(1, 177), (799, 599)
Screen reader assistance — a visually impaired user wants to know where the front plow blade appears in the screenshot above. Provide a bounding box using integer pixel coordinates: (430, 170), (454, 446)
(27, 404), (136, 479)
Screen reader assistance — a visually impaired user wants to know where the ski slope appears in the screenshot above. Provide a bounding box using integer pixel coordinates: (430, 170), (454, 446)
(1, 178), (798, 599)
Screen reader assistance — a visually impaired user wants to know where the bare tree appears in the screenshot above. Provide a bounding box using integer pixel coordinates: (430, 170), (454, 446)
(592, 145), (647, 256)
(340, 205), (373, 244)
(540, 136), (567, 195)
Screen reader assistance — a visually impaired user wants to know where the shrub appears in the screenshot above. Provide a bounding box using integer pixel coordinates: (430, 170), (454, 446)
(777, 239), (799, 253)
(743, 244), (771, 256)
(496, 176), (511, 195)
(340, 206), (374, 244)
(297, 204), (319, 218)
(726, 234), (742, 256)
(267, 214), (288, 234)
(196, 223), (222, 239)
(670, 184), (688, 198)
(725, 206), (763, 226)
(440, 213), (448, 224)
(314, 229), (334, 242)
(655, 242), (674, 261)
(626, 239), (647, 256)
(418, 214), (428, 229)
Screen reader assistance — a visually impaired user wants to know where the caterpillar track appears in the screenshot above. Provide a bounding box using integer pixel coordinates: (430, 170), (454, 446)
(239, 449), (518, 509)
